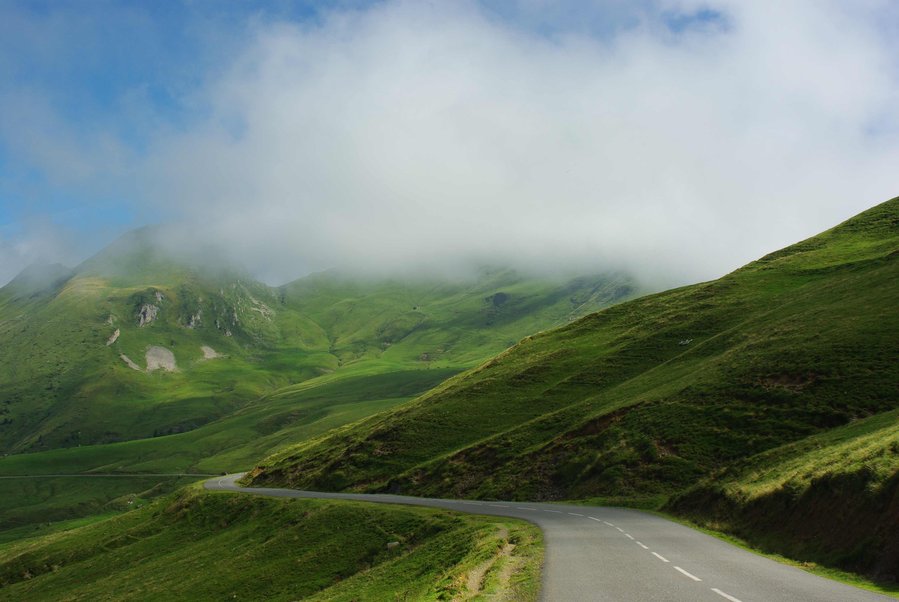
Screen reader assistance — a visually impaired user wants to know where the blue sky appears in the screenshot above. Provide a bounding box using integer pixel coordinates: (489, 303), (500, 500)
(1, 1), (897, 285)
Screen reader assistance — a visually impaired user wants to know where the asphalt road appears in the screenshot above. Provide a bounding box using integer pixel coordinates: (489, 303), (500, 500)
(205, 474), (893, 602)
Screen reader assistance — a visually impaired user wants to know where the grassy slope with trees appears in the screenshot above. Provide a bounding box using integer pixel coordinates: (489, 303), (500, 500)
(250, 197), (899, 583)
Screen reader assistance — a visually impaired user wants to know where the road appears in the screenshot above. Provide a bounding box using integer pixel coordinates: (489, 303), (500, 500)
(205, 474), (893, 602)
(0, 473), (213, 479)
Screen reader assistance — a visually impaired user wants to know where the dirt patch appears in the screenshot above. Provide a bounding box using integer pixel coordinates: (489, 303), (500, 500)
(458, 527), (519, 601)
(200, 345), (221, 360)
(120, 354), (141, 371)
(759, 372), (817, 392)
(146, 346), (177, 372)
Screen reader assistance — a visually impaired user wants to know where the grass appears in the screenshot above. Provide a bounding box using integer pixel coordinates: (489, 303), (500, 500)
(0, 476), (198, 533)
(249, 196), (899, 583)
(669, 409), (899, 586)
(0, 485), (542, 601)
(0, 513), (117, 547)
(0, 369), (454, 535)
(646, 508), (899, 599)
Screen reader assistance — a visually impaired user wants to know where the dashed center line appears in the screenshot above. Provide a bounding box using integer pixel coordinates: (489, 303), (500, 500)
(568, 512), (584, 517)
(603, 521), (614, 526)
(588, 517), (602, 522)
(711, 588), (743, 602)
(616, 527), (624, 532)
(636, 542), (649, 549)
(544, 510), (563, 514)
(674, 566), (702, 581)
(489, 504), (510, 508)
(516, 507), (535, 511)
(652, 552), (670, 563)
(625, 534), (634, 540)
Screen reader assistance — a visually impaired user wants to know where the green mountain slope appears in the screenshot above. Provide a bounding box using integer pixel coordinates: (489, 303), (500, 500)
(0, 227), (639, 534)
(0, 226), (636, 455)
(0, 228), (325, 454)
(249, 196), (899, 580)
(0, 485), (541, 601)
(670, 408), (899, 582)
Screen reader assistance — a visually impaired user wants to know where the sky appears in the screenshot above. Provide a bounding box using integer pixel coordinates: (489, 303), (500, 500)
(1, 0), (898, 287)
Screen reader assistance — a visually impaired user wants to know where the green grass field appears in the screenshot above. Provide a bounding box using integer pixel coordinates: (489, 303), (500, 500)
(0, 485), (542, 602)
(250, 196), (899, 582)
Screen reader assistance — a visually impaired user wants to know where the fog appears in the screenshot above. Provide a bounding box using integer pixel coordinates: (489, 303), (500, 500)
(2, 1), (899, 287)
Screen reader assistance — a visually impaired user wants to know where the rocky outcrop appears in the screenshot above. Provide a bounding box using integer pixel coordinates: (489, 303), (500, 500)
(190, 310), (202, 328)
(106, 329), (120, 346)
(138, 304), (159, 327)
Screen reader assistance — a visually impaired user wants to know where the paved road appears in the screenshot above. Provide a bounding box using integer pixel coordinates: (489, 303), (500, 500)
(206, 474), (893, 602)
(0, 473), (213, 479)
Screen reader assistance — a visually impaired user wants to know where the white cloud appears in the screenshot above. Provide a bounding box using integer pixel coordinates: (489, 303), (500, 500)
(7, 0), (899, 286)
(0, 220), (78, 285)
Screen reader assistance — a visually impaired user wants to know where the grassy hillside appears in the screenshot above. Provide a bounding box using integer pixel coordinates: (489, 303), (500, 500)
(0, 227), (638, 537)
(0, 227), (634, 455)
(670, 409), (899, 583)
(0, 485), (542, 601)
(0, 369), (456, 530)
(250, 196), (899, 581)
(0, 228), (310, 453)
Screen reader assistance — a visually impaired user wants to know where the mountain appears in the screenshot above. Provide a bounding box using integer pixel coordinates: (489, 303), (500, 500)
(248, 196), (899, 582)
(0, 228), (303, 453)
(0, 227), (637, 455)
(0, 227), (641, 530)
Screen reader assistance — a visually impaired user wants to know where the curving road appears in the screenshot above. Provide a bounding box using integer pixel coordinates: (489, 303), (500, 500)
(206, 474), (893, 602)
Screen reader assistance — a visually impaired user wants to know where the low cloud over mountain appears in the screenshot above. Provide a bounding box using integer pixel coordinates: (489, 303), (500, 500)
(2, 1), (898, 286)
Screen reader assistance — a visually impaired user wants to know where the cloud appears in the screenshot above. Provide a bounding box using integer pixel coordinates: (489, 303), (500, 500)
(0, 220), (79, 285)
(4, 0), (899, 286)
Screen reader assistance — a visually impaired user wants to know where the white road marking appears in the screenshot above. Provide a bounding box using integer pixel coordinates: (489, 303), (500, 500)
(490, 504), (510, 508)
(516, 507), (535, 511)
(636, 542), (649, 549)
(588, 517), (603, 522)
(603, 521), (614, 526)
(711, 588), (742, 602)
(652, 552), (670, 563)
(625, 534), (634, 540)
(616, 527), (624, 532)
(568, 512), (584, 517)
(674, 566), (702, 581)
(544, 510), (563, 514)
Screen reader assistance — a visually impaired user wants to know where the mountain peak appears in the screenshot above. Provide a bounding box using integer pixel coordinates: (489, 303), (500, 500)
(1, 262), (74, 299)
